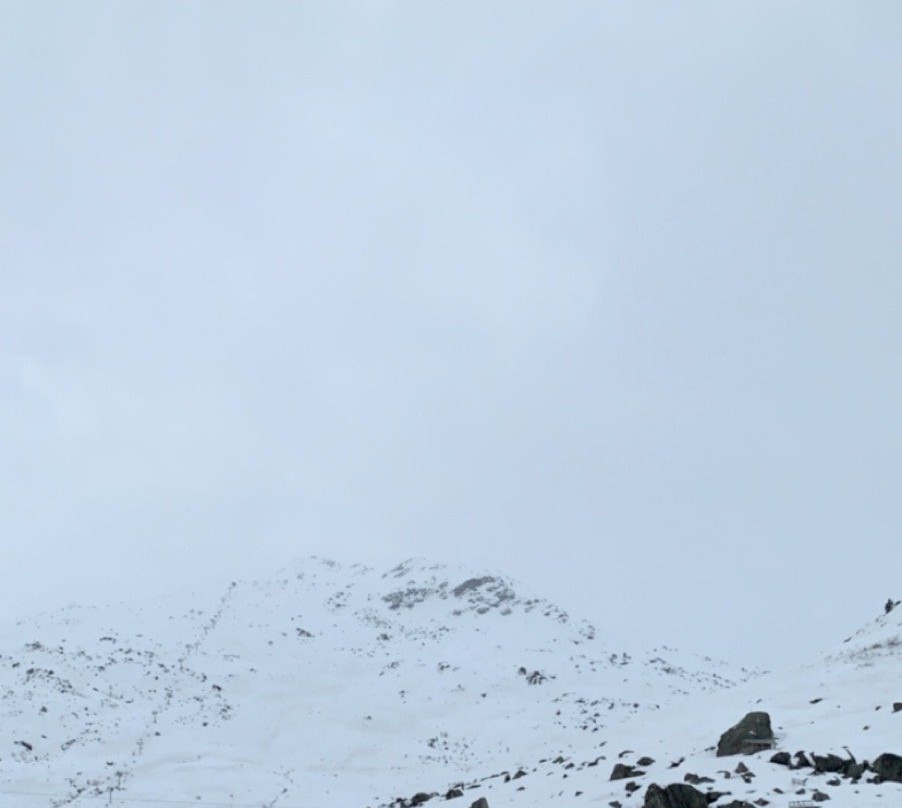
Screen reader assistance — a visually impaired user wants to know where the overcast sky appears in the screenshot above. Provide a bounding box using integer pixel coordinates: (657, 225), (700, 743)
(2, 2), (901, 667)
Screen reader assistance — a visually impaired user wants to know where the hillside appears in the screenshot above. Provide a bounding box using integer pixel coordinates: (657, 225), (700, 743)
(0, 557), (755, 807)
(418, 600), (902, 808)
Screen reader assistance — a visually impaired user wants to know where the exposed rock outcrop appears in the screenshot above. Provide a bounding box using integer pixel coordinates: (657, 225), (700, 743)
(716, 712), (774, 756)
(643, 783), (707, 808)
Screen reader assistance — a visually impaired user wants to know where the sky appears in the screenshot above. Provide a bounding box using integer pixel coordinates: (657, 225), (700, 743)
(1, 2), (901, 668)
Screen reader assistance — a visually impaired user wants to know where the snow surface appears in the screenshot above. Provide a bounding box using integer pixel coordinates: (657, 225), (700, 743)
(0, 557), (898, 808)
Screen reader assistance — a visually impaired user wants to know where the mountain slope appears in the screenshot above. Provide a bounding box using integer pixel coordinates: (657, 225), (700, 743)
(419, 601), (902, 808)
(0, 557), (755, 807)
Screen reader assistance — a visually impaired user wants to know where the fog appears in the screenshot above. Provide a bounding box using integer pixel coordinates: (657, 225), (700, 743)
(2, 3), (901, 667)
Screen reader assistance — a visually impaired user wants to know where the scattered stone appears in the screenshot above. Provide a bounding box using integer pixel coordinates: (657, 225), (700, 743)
(811, 791), (829, 802)
(469, 799), (489, 808)
(611, 763), (645, 781)
(637, 756), (656, 767)
(846, 761), (867, 781)
(734, 762), (750, 775)
(683, 773), (714, 785)
(716, 712), (774, 756)
(793, 751), (812, 768)
(893, 702), (902, 713)
(625, 781), (641, 794)
(770, 752), (791, 766)
(445, 789), (463, 800)
(411, 794), (432, 806)
(811, 753), (845, 773)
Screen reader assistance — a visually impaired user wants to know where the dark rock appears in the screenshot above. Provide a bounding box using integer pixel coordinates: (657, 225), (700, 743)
(717, 802), (754, 808)
(683, 773), (714, 785)
(811, 791), (829, 802)
(445, 789), (463, 800)
(637, 756), (656, 767)
(703, 792), (729, 804)
(610, 763), (644, 780)
(870, 752), (902, 782)
(735, 762), (750, 775)
(609, 802), (622, 808)
(716, 712), (774, 756)
(793, 751), (812, 768)
(845, 761), (867, 781)
(643, 783), (708, 808)
(469, 799), (489, 808)
(811, 753), (845, 773)
(770, 752), (791, 766)
(411, 794), (432, 806)
(893, 702), (902, 713)
(625, 781), (641, 794)
(453, 577), (495, 597)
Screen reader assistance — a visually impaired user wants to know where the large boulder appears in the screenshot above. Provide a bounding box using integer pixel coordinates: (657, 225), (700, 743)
(716, 712), (774, 756)
(871, 753), (902, 782)
(643, 783), (708, 808)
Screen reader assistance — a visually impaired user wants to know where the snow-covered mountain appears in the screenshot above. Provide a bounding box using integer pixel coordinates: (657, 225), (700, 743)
(1, 557), (899, 808)
(0, 557), (754, 807)
(465, 599), (902, 808)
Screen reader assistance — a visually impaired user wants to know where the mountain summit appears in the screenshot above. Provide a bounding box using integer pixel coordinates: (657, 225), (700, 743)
(1, 556), (756, 806)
